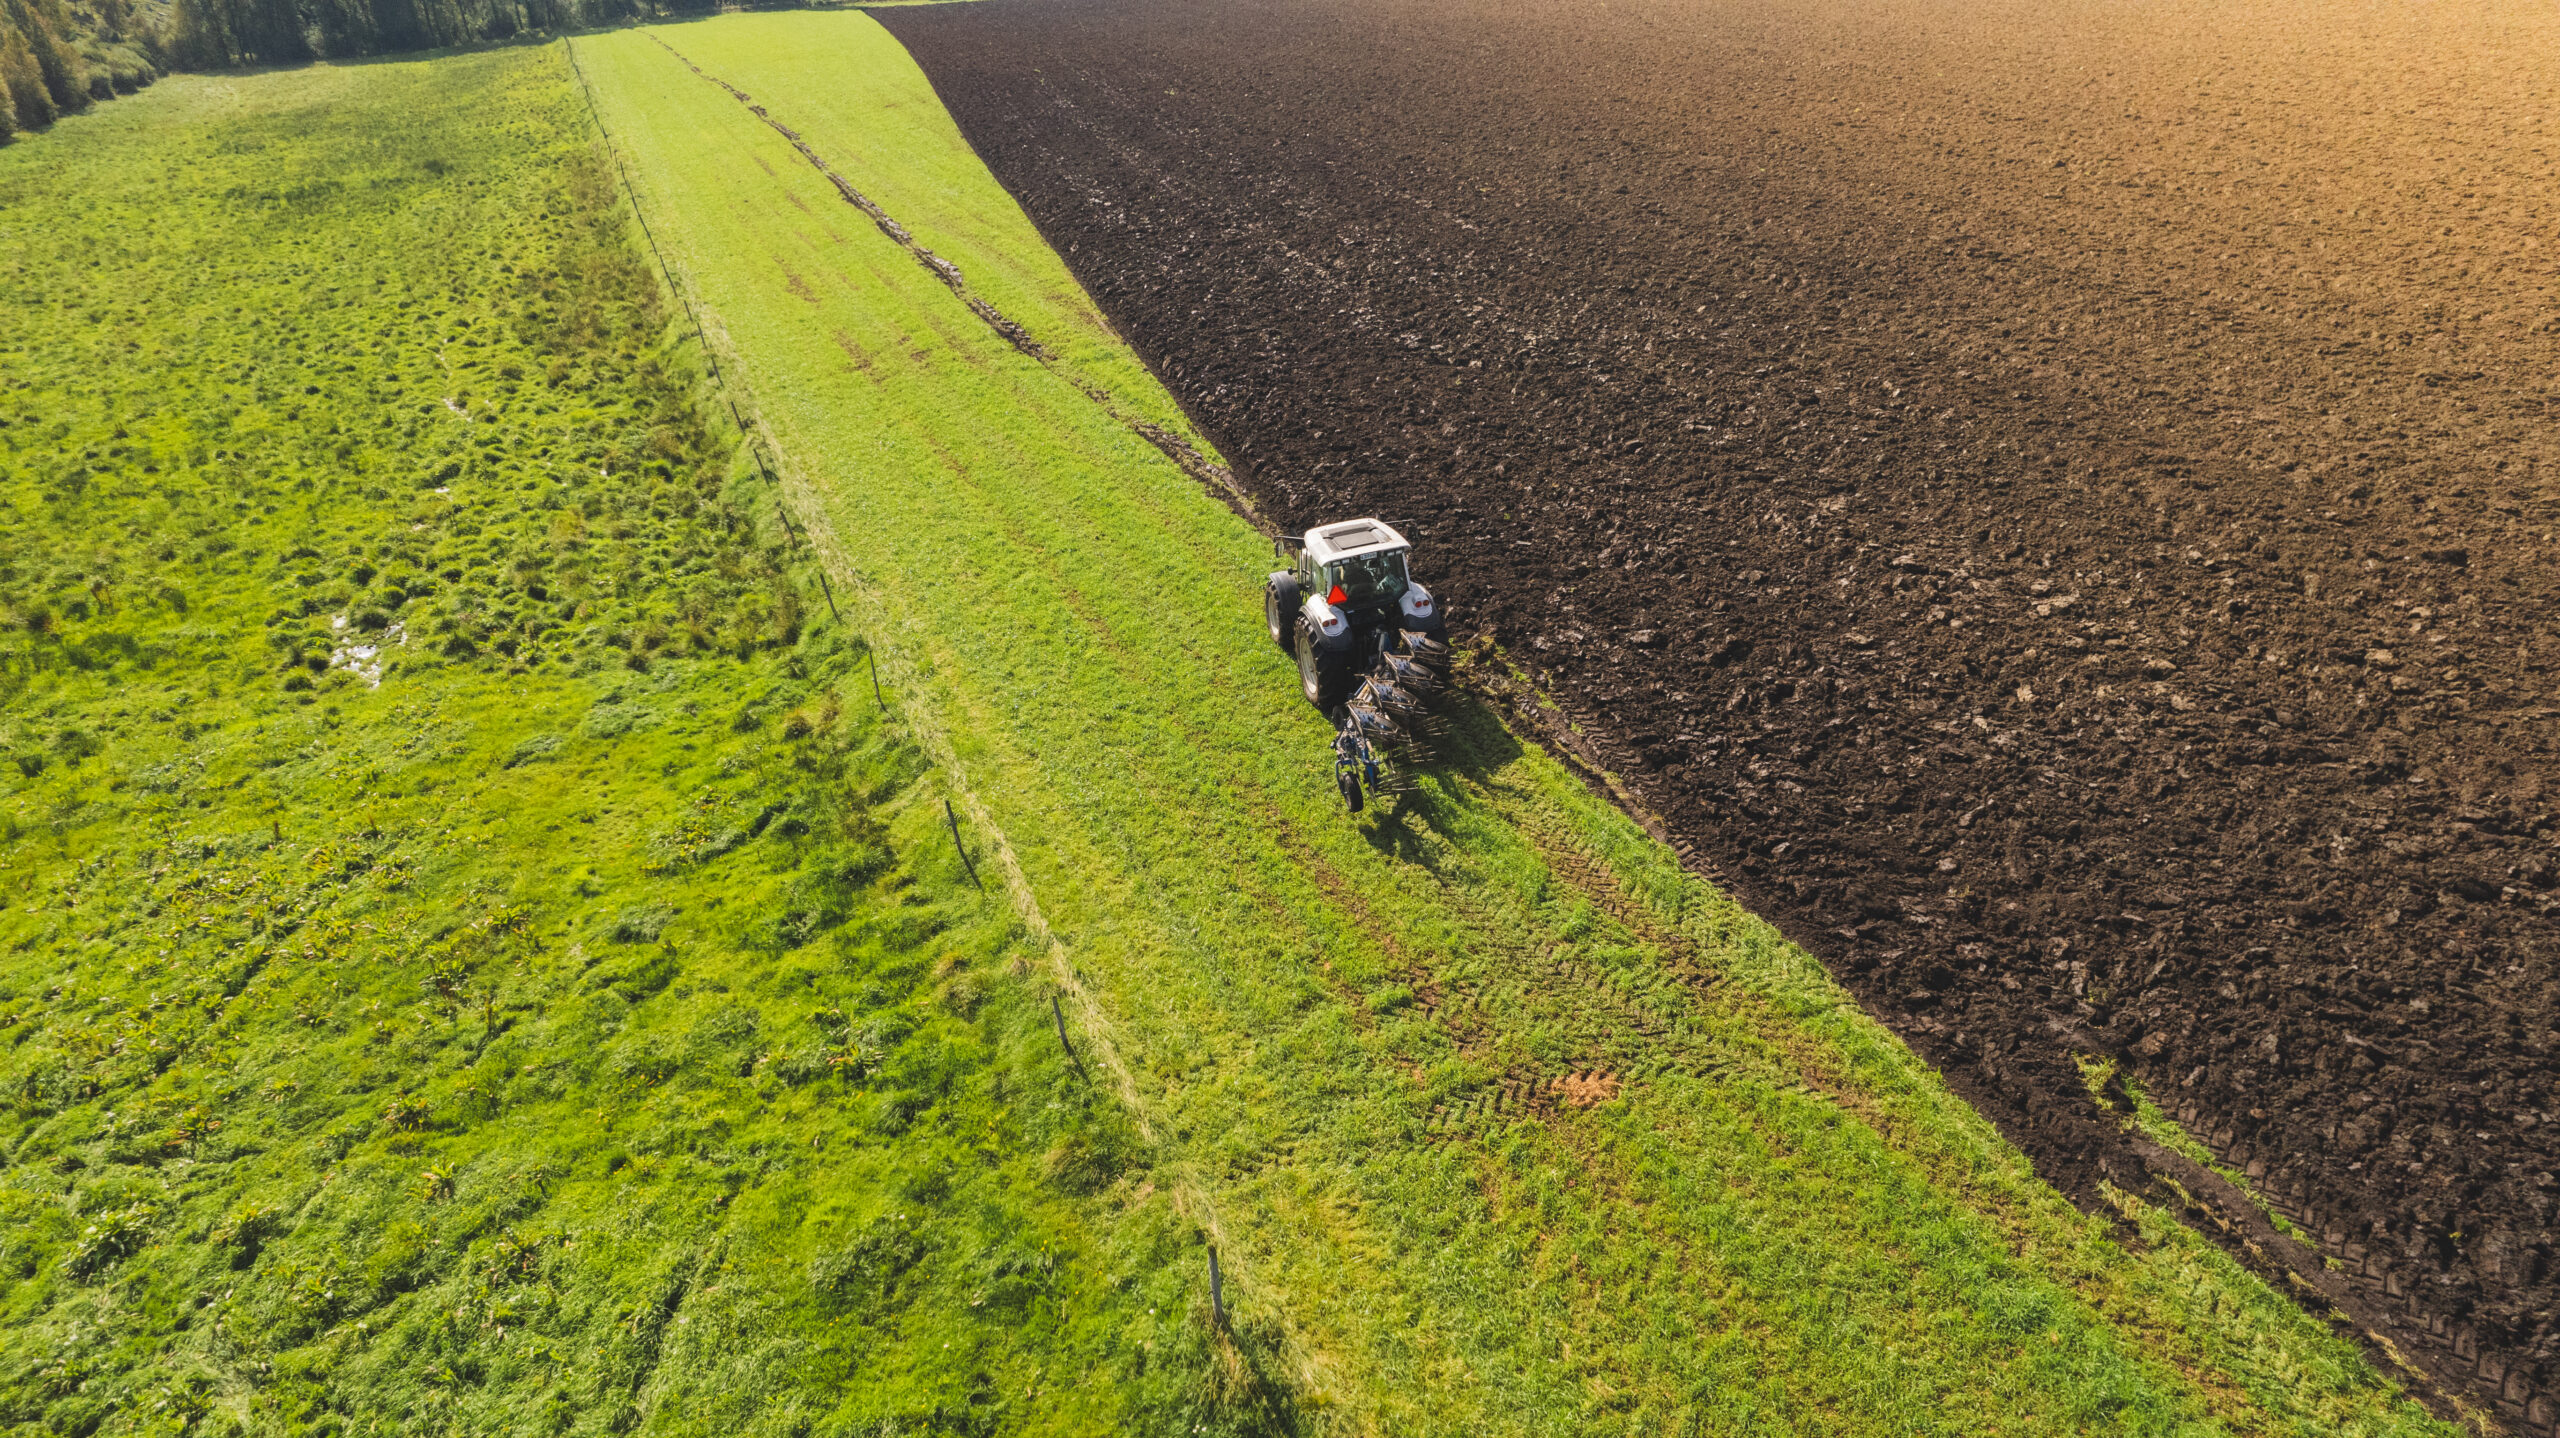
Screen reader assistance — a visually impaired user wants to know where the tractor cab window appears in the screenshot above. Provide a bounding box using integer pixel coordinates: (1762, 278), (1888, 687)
(1323, 549), (1409, 605)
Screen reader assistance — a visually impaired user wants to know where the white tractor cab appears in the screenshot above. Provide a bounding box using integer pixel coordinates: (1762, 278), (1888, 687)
(1264, 518), (1448, 713)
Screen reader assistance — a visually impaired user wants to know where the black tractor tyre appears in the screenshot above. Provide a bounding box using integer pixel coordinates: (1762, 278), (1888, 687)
(1295, 624), (1354, 712)
(1264, 573), (1300, 651)
(1337, 765), (1365, 813)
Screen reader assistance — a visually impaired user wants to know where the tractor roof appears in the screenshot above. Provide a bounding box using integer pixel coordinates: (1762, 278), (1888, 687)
(1304, 519), (1409, 566)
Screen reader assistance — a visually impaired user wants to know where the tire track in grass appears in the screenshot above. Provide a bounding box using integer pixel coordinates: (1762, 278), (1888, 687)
(1365, 850), (2202, 1431)
(1291, 762), (2235, 1427)
(1471, 771), (2449, 1434)
(1360, 749), (2290, 1424)
(1249, 685), (2291, 1423)
(644, 32), (1270, 531)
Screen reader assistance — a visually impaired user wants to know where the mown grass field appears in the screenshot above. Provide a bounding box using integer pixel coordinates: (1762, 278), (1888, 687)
(559, 14), (2462, 1436)
(0, 46), (1243, 1438)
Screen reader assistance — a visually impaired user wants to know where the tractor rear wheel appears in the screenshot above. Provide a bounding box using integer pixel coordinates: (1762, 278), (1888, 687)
(1295, 625), (1352, 711)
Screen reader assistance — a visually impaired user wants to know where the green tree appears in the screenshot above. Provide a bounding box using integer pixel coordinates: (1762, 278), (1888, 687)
(309, 0), (368, 56)
(0, 22), (55, 129)
(162, 0), (234, 67)
(230, 0), (309, 63)
(0, 0), (86, 113)
(363, 0), (432, 54)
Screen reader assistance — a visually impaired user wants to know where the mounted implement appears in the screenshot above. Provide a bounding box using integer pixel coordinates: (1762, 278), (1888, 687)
(1264, 519), (1452, 812)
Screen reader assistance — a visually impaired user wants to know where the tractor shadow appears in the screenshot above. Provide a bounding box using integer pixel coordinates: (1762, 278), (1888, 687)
(1357, 690), (1530, 865)
(1435, 691), (1530, 782)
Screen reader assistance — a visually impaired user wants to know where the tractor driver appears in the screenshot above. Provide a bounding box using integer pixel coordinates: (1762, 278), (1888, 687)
(1322, 549), (1411, 607)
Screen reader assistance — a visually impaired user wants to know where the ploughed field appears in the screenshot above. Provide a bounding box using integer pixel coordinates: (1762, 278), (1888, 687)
(884, 0), (2560, 1420)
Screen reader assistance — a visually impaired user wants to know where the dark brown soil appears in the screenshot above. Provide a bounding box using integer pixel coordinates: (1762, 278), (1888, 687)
(879, 0), (2560, 1422)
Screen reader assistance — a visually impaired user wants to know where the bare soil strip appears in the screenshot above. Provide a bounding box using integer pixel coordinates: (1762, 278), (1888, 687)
(880, 0), (2560, 1426)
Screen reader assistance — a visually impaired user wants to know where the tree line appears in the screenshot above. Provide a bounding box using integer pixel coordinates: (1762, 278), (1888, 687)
(161, 0), (679, 69)
(4, 0), (761, 139)
(1, 0), (154, 142)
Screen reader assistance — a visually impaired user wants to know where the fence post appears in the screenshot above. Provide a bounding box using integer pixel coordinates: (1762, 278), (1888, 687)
(1050, 994), (1089, 1083)
(1208, 1247), (1227, 1330)
(943, 799), (983, 891)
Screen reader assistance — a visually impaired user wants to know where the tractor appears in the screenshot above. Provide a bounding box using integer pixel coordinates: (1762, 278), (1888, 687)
(1264, 519), (1452, 812)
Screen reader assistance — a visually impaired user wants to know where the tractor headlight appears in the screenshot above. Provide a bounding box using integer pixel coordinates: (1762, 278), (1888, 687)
(1400, 584), (1435, 620)
(1314, 602), (1346, 637)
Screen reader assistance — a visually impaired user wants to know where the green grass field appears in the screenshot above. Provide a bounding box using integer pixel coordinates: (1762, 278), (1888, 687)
(0, 20), (2460, 1437)
(0, 45), (1236, 1437)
